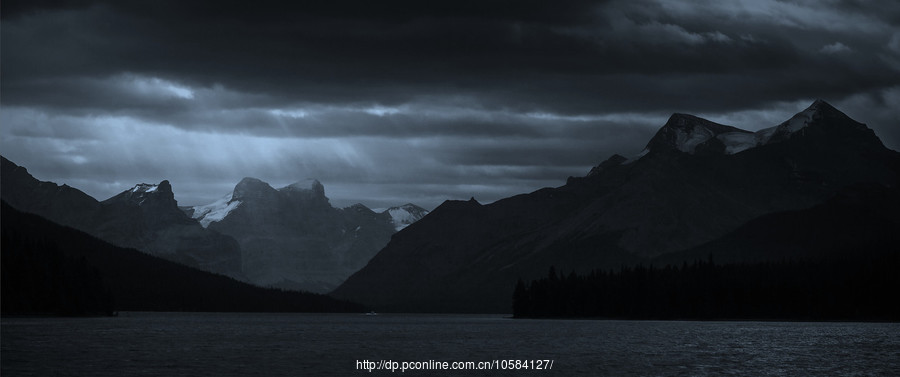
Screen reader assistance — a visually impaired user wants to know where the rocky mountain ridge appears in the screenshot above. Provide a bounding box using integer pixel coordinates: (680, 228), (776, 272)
(333, 100), (900, 313)
(184, 177), (419, 293)
(0, 159), (243, 277)
(1, 157), (427, 293)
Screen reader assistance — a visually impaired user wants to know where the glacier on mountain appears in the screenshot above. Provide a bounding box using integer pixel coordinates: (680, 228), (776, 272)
(191, 193), (242, 228)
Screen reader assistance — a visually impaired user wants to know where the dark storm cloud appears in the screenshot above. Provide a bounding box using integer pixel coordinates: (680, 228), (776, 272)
(2, 0), (898, 209)
(5, 0), (895, 112)
(6, 0), (899, 113)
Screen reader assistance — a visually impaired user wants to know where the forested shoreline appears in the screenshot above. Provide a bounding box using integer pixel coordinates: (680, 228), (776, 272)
(513, 254), (900, 321)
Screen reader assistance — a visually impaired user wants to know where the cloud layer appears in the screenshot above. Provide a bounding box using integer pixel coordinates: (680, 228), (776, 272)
(2, 0), (898, 209)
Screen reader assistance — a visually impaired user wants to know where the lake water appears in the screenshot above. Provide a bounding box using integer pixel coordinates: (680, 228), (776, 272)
(2, 312), (898, 376)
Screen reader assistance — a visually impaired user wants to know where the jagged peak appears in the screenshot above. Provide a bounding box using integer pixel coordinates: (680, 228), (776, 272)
(646, 113), (750, 154)
(382, 203), (430, 231)
(391, 203), (427, 212)
(663, 113), (744, 132)
(105, 180), (175, 206)
(232, 177), (277, 201)
(385, 203), (429, 218)
(801, 99), (856, 123)
(808, 99), (841, 114)
(129, 180), (172, 195)
(281, 178), (325, 197)
(810, 98), (830, 108)
(665, 113), (708, 127)
(756, 99), (866, 145)
(634, 100), (872, 159)
(158, 180), (173, 194)
(130, 183), (157, 193)
(236, 177), (268, 186)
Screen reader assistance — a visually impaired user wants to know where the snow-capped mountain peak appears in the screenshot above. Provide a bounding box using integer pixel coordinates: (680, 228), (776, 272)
(645, 113), (751, 154)
(638, 100), (862, 159)
(131, 183), (159, 193)
(753, 99), (864, 146)
(380, 203), (429, 231)
(127, 181), (171, 196)
(755, 101), (820, 145)
(106, 180), (175, 206)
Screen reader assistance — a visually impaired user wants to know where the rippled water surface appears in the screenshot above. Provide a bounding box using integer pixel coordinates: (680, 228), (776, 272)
(2, 313), (898, 376)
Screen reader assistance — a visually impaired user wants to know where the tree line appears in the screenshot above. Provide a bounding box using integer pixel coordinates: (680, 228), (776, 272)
(513, 254), (900, 321)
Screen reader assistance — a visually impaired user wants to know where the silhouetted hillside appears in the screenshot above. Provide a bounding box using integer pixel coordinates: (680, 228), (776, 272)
(513, 184), (900, 320)
(1, 156), (243, 278)
(655, 183), (900, 266)
(334, 100), (900, 313)
(1, 201), (365, 315)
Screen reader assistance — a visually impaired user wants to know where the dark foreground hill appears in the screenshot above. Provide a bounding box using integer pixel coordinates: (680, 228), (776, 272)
(514, 184), (900, 320)
(1, 201), (364, 316)
(0, 156), (242, 278)
(333, 100), (900, 313)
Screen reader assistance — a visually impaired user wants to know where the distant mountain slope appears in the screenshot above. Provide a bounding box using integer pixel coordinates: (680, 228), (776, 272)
(187, 177), (398, 293)
(380, 203), (430, 231)
(513, 183), (900, 320)
(333, 100), (900, 313)
(0, 157), (242, 278)
(1, 201), (365, 314)
(654, 183), (900, 266)
(1, 156), (428, 293)
(0, 156), (101, 228)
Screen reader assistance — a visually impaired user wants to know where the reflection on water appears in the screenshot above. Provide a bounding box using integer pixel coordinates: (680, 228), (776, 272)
(2, 313), (898, 376)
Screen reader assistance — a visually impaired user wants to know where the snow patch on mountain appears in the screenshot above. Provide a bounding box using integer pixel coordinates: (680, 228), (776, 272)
(378, 204), (429, 231)
(191, 193), (242, 228)
(755, 105), (818, 145)
(645, 100), (832, 158)
(130, 183), (158, 193)
(716, 105), (816, 155)
(674, 125), (717, 153)
(388, 208), (418, 230)
(720, 103), (818, 153)
(716, 132), (758, 154)
(109, 181), (176, 206)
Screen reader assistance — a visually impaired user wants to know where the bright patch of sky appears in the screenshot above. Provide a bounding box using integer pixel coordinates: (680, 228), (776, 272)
(820, 42), (851, 54)
(122, 74), (195, 99)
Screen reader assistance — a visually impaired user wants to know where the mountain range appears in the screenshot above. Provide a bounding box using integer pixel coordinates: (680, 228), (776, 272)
(332, 100), (900, 313)
(183, 178), (428, 292)
(0, 159), (243, 277)
(3, 99), (896, 314)
(1, 201), (364, 315)
(0, 158), (427, 293)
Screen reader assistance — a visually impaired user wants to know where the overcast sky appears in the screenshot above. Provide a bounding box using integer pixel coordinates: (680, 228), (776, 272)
(2, 0), (899, 210)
